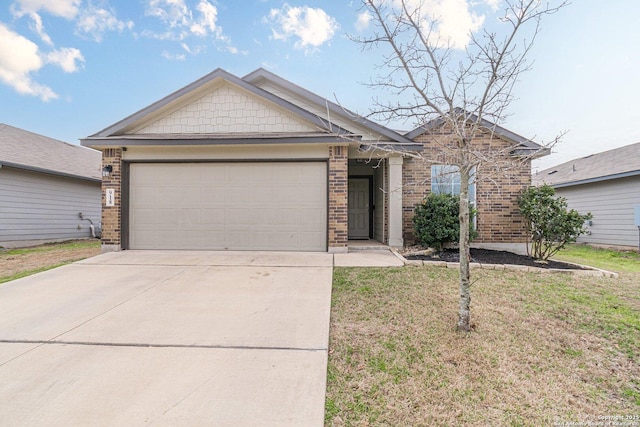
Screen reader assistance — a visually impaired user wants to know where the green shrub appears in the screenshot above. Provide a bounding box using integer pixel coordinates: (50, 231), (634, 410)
(518, 184), (592, 261)
(412, 193), (476, 252)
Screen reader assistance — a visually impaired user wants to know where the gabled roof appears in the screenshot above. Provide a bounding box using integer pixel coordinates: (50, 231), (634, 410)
(405, 109), (549, 157)
(86, 68), (352, 140)
(82, 67), (422, 151)
(0, 124), (101, 182)
(533, 142), (640, 188)
(243, 68), (419, 149)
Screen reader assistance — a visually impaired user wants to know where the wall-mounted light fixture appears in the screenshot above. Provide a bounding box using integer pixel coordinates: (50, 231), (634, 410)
(102, 165), (113, 177)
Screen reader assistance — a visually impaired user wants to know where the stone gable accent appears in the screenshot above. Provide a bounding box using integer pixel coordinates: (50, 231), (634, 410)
(134, 85), (317, 135)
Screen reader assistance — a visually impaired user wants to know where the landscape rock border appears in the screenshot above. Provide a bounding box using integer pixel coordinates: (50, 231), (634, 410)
(390, 249), (618, 278)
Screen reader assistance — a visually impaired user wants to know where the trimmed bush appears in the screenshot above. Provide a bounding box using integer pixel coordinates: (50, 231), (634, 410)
(413, 193), (476, 252)
(518, 184), (592, 261)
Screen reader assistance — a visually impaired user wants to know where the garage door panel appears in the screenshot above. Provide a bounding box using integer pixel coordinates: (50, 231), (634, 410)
(132, 209), (156, 227)
(154, 209), (179, 225)
(272, 209), (298, 225)
(228, 187), (252, 203)
(200, 167), (226, 181)
(132, 189), (156, 205)
(299, 188), (325, 204)
(129, 162), (327, 251)
(183, 209), (225, 225)
(299, 208), (325, 226)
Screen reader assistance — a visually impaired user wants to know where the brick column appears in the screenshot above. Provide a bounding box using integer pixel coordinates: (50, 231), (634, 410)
(328, 145), (348, 253)
(101, 148), (122, 252)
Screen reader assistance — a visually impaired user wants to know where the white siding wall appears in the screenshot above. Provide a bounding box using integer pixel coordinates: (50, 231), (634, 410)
(0, 167), (101, 243)
(134, 85), (317, 135)
(555, 176), (640, 247)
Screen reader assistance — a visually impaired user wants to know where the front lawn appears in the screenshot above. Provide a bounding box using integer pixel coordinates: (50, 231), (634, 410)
(0, 240), (101, 284)
(325, 245), (640, 426)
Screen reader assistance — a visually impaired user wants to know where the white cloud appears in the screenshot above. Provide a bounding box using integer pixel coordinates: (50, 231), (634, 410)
(190, 0), (220, 37)
(0, 23), (57, 101)
(145, 0), (223, 39)
(13, 0), (133, 45)
(11, 0), (81, 19)
(25, 11), (53, 45)
(179, 42), (201, 54)
(146, 0), (191, 30)
(75, 4), (134, 42)
(161, 50), (186, 61)
(144, 0), (237, 57)
(11, 7), (55, 46)
(484, 0), (501, 11)
(220, 45), (247, 55)
(267, 4), (338, 50)
(355, 11), (371, 32)
(393, 0), (485, 49)
(46, 46), (84, 72)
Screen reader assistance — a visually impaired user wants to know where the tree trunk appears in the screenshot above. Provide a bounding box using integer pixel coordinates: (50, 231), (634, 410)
(457, 166), (472, 332)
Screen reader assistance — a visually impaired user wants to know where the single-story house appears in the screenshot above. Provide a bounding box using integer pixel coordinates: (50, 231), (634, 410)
(533, 142), (640, 248)
(0, 124), (102, 246)
(81, 68), (546, 253)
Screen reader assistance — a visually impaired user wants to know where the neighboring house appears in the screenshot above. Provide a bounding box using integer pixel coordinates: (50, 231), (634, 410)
(533, 142), (640, 248)
(81, 68), (546, 253)
(0, 124), (102, 245)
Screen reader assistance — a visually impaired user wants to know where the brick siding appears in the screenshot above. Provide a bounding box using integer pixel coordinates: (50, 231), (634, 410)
(328, 145), (348, 250)
(101, 148), (122, 247)
(403, 126), (531, 245)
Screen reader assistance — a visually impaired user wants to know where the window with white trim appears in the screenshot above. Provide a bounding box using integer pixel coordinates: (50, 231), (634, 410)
(431, 165), (477, 225)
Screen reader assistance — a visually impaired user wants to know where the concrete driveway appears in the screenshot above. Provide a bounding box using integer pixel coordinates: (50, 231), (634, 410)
(0, 251), (334, 426)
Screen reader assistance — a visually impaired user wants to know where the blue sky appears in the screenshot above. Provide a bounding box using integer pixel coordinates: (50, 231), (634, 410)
(0, 0), (638, 171)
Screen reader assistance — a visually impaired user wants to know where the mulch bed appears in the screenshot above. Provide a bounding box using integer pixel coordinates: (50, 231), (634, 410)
(405, 248), (588, 270)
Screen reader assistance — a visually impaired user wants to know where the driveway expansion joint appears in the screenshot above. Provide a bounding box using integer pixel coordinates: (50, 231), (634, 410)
(0, 339), (327, 353)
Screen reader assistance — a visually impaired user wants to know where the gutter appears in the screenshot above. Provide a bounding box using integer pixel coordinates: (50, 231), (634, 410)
(81, 135), (362, 148)
(551, 169), (640, 188)
(0, 161), (101, 183)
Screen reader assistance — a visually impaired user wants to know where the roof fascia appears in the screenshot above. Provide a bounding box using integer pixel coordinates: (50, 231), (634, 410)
(551, 169), (640, 188)
(81, 135), (359, 148)
(513, 146), (551, 158)
(90, 68), (353, 138)
(243, 68), (414, 144)
(405, 111), (545, 152)
(359, 142), (424, 154)
(0, 161), (101, 183)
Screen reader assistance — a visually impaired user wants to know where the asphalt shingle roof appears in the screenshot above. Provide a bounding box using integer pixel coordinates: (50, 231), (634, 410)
(0, 123), (101, 181)
(533, 142), (640, 187)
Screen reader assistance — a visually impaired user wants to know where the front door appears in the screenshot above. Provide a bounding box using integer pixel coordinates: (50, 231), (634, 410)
(348, 178), (370, 239)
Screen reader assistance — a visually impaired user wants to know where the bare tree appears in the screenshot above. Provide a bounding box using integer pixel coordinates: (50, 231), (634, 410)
(354, 0), (567, 331)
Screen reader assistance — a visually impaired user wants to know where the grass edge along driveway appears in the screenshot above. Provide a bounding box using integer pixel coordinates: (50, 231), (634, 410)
(2, 241), (638, 425)
(0, 240), (101, 284)
(325, 245), (640, 426)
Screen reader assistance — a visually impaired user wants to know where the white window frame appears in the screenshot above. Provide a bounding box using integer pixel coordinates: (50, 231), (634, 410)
(431, 164), (477, 227)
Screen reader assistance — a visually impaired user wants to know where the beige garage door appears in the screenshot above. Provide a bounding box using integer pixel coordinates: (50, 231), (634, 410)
(129, 162), (327, 251)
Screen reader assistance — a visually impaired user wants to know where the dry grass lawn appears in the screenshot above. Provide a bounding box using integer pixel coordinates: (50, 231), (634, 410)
(0, 240), (101, 283)
(325, 246), (640, 426)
